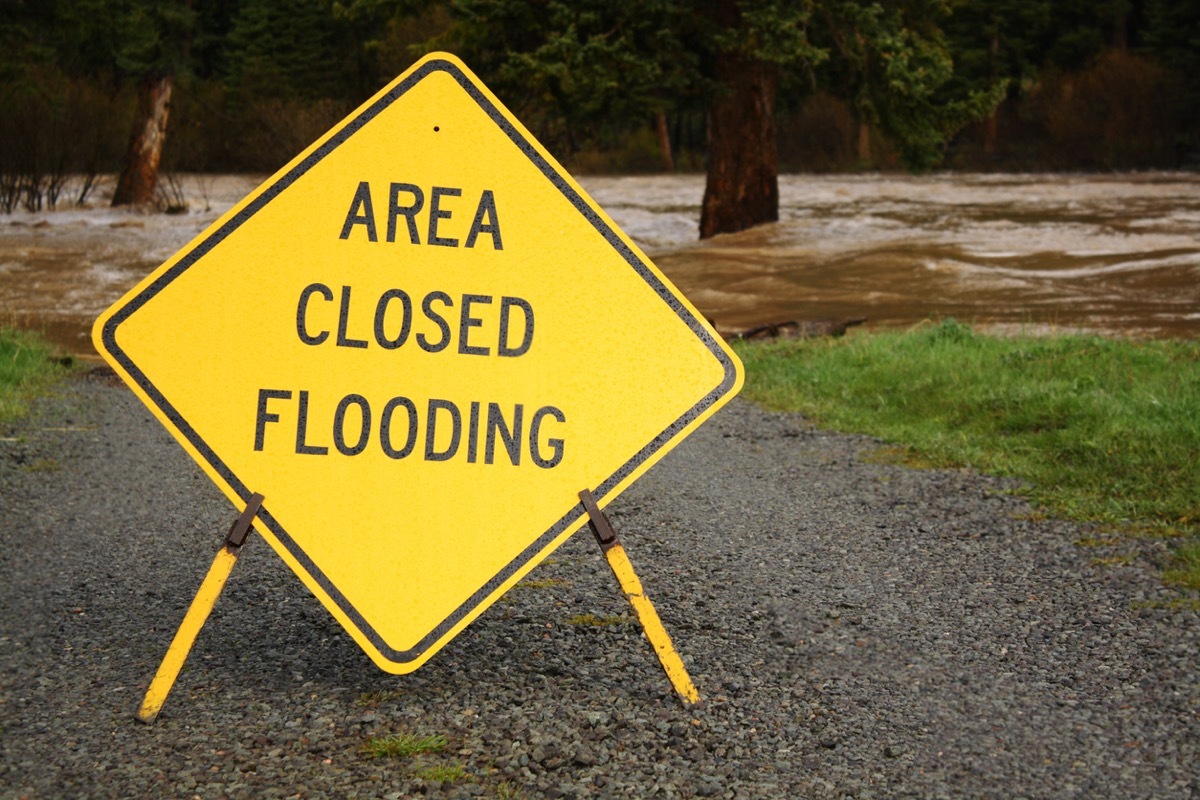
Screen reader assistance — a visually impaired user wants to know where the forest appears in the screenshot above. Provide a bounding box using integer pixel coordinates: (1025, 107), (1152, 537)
(1, 0), (1197, 224)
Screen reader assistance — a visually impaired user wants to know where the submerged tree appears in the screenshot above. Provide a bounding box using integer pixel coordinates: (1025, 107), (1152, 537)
(700, 0), (821, 237)
(109, 1), (194, 207)
(435, 0), (999, 239)
(706, 0), (1003, 232)
(112, 70), (173, 207)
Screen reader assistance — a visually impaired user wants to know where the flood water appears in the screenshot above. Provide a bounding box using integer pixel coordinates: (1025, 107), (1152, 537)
(2, 172), (1198, 355)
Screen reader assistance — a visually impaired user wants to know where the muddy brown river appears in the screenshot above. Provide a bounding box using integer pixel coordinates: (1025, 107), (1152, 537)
(1, 172), (1198, 354)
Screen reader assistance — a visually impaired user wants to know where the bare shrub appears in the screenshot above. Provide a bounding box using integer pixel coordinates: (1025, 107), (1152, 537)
(155, 171), (189, 214)
(235, 97), (351, 172)
(0, 80), (51, 212)
(569, 125), (669, 174)
(0, 70), (126, 213)
(0, 174), (17, 214)
(1029, 50), (1185, 169)
(74, 173), (107, 207)
(193, 173), (214, 212)
(779, 93), (855, 172)
(165, 81), (235, 173)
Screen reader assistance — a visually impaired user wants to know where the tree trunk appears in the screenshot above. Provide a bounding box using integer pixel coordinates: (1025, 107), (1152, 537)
(1111, 8), (1129, 50)
(655, 112), (675, 172)
(111, 73), (173, 207)
(699, 52), (779, 238)
(857, 120), (871, 163)
(983, 30), (1000, 156)
(699, 0), (778, 239)
(983, 110), (998, 156)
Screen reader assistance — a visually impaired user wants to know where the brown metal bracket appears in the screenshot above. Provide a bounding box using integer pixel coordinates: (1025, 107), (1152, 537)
(579, 488), (617, 551)
(225, 492), (265, 548)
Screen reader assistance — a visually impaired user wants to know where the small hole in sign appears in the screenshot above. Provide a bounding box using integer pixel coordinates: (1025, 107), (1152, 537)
(433, 126), (440, 132)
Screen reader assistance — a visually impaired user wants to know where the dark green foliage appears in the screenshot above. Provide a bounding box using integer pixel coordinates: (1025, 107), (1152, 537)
(0, 1), (56, 82)
(223, 0), (352, 101)
(43, 0), (195, 82)
(713, 0), (822, 64)
(1144, 0), (1200, 73)
(942, 0), (1052, 94)
(810, 0), (1006, 169)
(442, 0), (703, 154)
(1144, 0), (1200, 152)
(443, 0), (997, 170)
(189, 0), (240, 79)
(2, 0), (1198, 183)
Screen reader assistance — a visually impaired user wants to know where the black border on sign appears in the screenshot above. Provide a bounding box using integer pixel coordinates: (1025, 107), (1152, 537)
(102, 58), (738, 666)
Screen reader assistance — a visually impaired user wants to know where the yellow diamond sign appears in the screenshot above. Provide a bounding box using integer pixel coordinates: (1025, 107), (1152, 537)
(94, 53), (743, 673)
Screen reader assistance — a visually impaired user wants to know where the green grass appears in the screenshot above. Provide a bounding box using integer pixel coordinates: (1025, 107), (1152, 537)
(734, 320), (1200, 585)
(361, 732), (448, 759)
(21, 457), (61, 472)
(413, 762), (472, 783)
(0, 327), (74, 426)
(1164, 539), (1200, 590)
(494, 781), (526, 799)
(515, 577), (570, 589)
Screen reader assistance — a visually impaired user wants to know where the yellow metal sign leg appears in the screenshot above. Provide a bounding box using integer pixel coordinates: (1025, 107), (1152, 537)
(136, 545), (239, 723)
(603, 541), (701, 705)
(579, 489), (700, 706)
(136, 493), (264, 724)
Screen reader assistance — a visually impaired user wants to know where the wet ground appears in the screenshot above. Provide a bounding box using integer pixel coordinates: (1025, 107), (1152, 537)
(4, 377), (1198, 799)
(2, 172), (1198, 354)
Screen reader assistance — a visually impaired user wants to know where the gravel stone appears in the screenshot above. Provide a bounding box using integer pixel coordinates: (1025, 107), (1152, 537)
(2, 374), (1199, 798)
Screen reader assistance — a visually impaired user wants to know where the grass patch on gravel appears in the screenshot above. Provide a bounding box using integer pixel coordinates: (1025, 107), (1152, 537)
(515, 577), (570, 589)
(1163, 540), (1200, 590)
(362, 732), (448, 759)
(412, 762), (472, 783)
(354, 689), (404, 707)
(0, 327), (74, 426)
(495, 781), (527, 799)
(734, 320), (1200, 586)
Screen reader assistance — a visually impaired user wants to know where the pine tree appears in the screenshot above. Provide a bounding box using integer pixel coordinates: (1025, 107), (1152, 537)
(1144, 0), (1200, 156)
(223, 0), (354, 101)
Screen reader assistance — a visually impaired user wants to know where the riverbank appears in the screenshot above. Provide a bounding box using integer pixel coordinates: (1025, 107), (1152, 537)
(735, 321), (1200, 590)
(2, 372), (1198, 797)
(0, 326), (75, 424)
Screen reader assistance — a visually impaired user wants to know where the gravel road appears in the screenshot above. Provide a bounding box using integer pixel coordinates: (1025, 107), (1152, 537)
(2, 373), (1198, 799)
